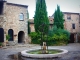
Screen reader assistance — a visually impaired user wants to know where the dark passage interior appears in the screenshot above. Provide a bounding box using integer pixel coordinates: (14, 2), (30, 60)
(8, 29), (14, 41)
(69, 33), (74, 43)
(0, 1), (4, 15)
(0, 28), (4, 42)
(18, 31), (24, 43)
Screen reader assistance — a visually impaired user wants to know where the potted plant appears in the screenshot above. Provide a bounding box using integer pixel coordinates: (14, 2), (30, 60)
(6, 34), (10, 44)
(0, 42), (2, 48)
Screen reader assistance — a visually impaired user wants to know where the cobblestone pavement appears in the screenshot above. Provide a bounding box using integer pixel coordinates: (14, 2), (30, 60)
(0, 43), (80, 60)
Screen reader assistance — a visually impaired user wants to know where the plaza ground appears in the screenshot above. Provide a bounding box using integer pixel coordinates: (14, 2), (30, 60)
(0, 43), (80, 60)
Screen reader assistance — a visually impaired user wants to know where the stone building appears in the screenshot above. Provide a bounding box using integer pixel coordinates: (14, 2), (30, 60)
(0, 0), (29, 44)
(29, 12), (80, 43)
(63, 12), (80, 43)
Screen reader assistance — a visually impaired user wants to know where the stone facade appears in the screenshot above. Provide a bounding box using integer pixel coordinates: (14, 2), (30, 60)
(63, 12), (80, 43)
(29, 19), (35, 32)
(63, 12), (80, 33)
(0, 1), (29, 44)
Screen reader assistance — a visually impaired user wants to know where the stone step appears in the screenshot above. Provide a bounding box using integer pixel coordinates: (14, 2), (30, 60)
(8, 41), (17, 46)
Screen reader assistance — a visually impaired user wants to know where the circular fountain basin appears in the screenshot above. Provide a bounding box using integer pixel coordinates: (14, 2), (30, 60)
(21, 48), (68, 58)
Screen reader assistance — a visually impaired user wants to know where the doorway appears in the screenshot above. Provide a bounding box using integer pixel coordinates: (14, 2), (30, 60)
(0, 28), (4, 42)
(8, 29), (14, 41)
(70, 33), (74, 43)
(18, 31), (25, 43)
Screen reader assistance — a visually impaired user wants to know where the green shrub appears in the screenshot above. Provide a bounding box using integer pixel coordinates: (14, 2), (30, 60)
(57, 28), (69, 36)
(48, 25), (58, 36)
(29, 25), (70, 46)
(29, 32), (41, 44)
(48, 28), (70, 45)
(6, 34), (10, 41)
(0, 42), (2, 46)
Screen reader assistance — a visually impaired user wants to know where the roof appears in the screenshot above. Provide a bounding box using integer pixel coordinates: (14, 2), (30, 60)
(0, 0), (6, 2)
(63, 12), (80, 15)
(52, 12), (80, 16)
(6, 2), (28, 8)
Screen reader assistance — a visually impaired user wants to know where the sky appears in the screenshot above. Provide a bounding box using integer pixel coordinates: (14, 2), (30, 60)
(7, 0), (80, 19)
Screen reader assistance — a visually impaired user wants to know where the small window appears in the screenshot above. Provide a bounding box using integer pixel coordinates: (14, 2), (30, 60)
(67, 14), (71, 20)
(72, 24), (75, 29)
(19, 13), (24, 20)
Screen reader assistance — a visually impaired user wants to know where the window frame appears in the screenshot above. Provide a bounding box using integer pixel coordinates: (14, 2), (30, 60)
(72, 23), (75, 29)
(67, 14), (71, 20)
(19, 13), (24, 21)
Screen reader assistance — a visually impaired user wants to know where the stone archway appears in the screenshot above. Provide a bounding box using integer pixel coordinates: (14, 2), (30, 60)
(8, 29), (14, 41)
(18, 31), (25, 43)
(0, 28), (4, 42)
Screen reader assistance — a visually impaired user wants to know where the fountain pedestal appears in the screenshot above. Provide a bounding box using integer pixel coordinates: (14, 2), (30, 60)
(42, 42), (48, 54)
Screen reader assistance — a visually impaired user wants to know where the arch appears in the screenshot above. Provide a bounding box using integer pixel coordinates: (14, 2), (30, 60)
(18, 31), (25, 43)
(8, 29), (14, 41)
(0, 28), (4, 42)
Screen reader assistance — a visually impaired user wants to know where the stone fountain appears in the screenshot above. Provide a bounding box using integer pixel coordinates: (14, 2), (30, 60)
(21, 42), (68, 58)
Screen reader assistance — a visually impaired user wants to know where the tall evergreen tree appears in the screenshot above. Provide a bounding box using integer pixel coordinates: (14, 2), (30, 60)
(34, 0), (49, 33)
(54, 5), (64, 29)
(27, 10), (30, 34)
(28, 21), (31, 34)
(27, 10), (29, 19)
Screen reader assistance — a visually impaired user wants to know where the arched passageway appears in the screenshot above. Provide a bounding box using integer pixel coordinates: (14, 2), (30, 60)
(0, 28), (4, 42)
(8, 29), (14, 41)
(18, 31), (25, 43)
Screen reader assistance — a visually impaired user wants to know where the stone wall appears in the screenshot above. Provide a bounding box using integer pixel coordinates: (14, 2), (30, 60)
(64, 13), (80, 33)
(0, 15), (4, 28)
(4, 3), (28, 43)
(0, 1), (29, 44)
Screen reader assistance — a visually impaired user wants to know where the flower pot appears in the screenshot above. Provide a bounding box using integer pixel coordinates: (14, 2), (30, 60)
(6, 40), (8, 44)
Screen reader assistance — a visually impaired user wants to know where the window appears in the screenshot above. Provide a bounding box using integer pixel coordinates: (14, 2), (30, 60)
(67, 14), (71, 20)
(19, 13), (24, 20)
(72, 24), (75, 29)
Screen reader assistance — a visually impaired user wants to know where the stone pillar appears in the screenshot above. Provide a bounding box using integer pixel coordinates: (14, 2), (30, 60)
(75, 33), (78, 43)
(42, 42), (47, 54)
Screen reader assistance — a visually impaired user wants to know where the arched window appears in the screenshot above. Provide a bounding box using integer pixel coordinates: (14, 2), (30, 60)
(19, 13), (24, 20)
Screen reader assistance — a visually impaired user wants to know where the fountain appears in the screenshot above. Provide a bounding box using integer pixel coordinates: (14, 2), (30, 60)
(21, 23), (68, 58)
(21, 41), (68, 58)
(21, 47), (68, 58)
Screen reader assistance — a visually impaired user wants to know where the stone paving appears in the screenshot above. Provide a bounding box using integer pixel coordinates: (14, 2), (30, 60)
(0, 43), (80, 60)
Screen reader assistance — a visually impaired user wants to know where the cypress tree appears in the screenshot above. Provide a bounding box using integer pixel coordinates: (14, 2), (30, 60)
(27, 10), (29, 19)
(28, 21), (31, 34)
(54, 5), (64, 29)
(27, 10), (30, 34)
(34, 0), (49, 33)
